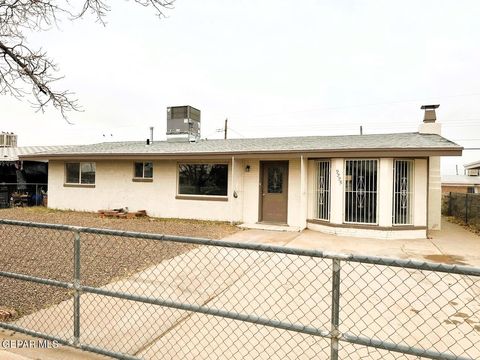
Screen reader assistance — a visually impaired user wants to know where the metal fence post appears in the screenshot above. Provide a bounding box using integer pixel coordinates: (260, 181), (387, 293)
(448, 192), (452, 216)
(331, 259), (341, 360)
(73, 230), (81, 347)
(465, 193), (469, 224)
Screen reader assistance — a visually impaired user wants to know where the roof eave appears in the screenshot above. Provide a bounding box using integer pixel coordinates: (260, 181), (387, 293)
(18, 146), (464, 161)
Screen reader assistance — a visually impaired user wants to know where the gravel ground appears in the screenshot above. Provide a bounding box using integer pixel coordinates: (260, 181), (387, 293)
(0, 207), (239, 320)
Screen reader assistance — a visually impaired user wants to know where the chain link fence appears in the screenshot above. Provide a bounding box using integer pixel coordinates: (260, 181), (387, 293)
(0, 219), (479, 359)
(443, 192), (480, 232)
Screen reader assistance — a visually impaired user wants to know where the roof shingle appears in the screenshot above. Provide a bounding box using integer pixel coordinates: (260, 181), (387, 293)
(18, 132), (462, 159)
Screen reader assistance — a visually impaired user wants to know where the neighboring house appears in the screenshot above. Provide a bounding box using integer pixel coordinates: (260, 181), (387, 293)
(20, 105), (462, 239)
(442, 175), (480, 194)
(442, 159), (480, 194)
(0, 145), (72, 207)
(464, 160), (480, 176)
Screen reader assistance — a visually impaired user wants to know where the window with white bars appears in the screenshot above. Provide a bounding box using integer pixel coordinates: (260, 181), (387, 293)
(393, 160), (414, 225)
(344, 159), (378, 224)
(314, 160), (331, 221)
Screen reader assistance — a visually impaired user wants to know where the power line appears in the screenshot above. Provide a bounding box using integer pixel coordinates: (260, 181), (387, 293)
(223, 92), (480, 119)
(228, 128), (246, 138)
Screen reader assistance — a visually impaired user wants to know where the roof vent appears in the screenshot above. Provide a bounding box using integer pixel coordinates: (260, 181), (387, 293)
(420, 104), (439, 123)
(166, 106), (201, 142)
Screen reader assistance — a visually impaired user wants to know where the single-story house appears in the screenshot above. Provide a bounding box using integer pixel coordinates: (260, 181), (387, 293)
(442, 175), (480, 194)
(20, 106), (462, 239)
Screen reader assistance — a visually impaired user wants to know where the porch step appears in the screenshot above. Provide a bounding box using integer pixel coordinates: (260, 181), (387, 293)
(238, 223), (301, 232)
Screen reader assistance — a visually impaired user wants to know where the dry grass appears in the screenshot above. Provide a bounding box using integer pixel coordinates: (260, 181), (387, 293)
(0, 207), (239, 319)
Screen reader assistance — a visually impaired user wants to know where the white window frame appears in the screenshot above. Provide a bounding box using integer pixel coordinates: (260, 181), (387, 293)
(314, 160), (331, 221)
(393, 159), (414, 225)
(133, 161), (153, 179)
(343, 159), (379, 225)
(64, 162), (96, 185)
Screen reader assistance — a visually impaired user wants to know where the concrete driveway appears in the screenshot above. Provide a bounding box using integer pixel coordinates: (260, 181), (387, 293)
(287, 217), (480, 266)
(3, 217), (479, 359)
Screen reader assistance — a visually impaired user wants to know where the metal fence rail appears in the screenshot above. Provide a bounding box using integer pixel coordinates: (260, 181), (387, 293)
(0, 218), (479, 359)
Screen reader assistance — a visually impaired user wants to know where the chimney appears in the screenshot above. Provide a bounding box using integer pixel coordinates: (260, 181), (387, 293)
(418, 104), (441, 135)
(149, 126), (154, 144)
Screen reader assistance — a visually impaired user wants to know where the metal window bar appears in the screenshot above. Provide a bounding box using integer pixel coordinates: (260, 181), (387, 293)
(344, 160), (378, 224)
(315, 160), (331, 221)
(393, 160), (414, 225)
(0, 219), (479, 360)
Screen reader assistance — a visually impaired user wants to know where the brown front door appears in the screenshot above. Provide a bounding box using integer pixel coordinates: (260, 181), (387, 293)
(260, 161), (288, 224)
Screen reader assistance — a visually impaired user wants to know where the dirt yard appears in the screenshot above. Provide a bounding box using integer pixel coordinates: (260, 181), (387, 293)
(0, 207), (239, 320)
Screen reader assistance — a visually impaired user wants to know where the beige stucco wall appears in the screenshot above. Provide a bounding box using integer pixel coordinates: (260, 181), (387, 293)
(428, 156), (442, 230)
(378, 158), (394, 227)
(240, 157), (304, 228)
(48, 160), (241, 222)
(48, 157), (306, 228)
(414, 159), (428, 227)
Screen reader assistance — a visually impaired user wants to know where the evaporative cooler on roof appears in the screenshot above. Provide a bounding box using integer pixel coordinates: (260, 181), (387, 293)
(166, 106), (201, 142)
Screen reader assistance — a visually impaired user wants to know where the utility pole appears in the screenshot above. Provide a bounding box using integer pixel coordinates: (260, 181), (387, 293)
(224, 118), (228, 139)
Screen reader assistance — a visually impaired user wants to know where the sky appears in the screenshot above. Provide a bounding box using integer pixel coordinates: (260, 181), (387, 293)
(2, 0), (480, 174)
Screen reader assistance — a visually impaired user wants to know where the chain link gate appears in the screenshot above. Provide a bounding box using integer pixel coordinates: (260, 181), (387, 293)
(0, 219), (479, 359)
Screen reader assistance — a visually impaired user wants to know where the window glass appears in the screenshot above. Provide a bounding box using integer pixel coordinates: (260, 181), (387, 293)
(267, 166), (283, 193)
(393, 160), (414, 225)
(65, 162), (95, 184)
(315, 160), (331, 221)
(134, 162), (144, 178)
(66, 163), (80, 184)
(144, 162), (153, 178)
(178, 164), (228, 196)
(344, 159), (378, 224)
(134, 162), (153, 178)
(80, 163), (96, 184)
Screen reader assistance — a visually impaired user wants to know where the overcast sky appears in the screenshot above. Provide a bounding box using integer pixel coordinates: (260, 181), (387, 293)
(2, 0), (480, 174)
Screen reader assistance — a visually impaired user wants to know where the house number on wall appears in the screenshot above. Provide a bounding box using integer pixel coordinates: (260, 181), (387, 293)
(336, 169), (342, 184)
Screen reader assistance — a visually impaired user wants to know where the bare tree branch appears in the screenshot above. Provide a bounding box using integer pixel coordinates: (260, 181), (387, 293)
(0, 0), (174, 119)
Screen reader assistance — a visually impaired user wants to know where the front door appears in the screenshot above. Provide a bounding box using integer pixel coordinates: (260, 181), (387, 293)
(260, 161), (288, 224)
